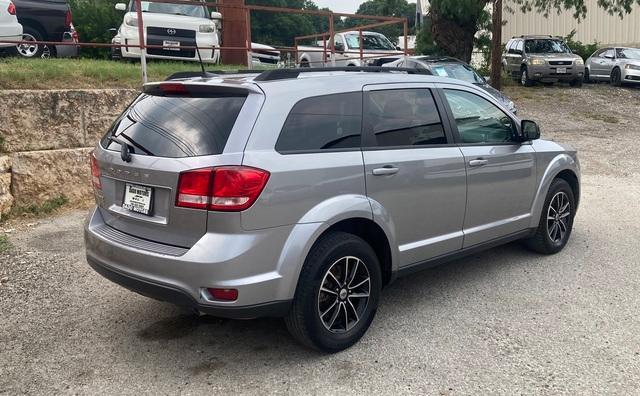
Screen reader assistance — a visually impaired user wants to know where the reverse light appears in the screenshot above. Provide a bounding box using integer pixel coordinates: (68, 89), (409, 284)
(176, 166), (270, 212)
(90, 152), (102, 190)
(199, 24), (215, 33)
(7, 1), (15, 15)
(207, 288), (238, 301)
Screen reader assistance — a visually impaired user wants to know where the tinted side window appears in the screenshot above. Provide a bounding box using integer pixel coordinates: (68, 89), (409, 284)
(365, 89), (447, 147)
(443, 90), (517, 144)
(101, 94), (246, 158)
(276, 92), (362, 153)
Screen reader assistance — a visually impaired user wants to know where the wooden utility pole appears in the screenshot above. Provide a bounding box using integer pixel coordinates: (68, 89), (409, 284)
(490, 0), (503, 90)
(219, 0), (249, 66)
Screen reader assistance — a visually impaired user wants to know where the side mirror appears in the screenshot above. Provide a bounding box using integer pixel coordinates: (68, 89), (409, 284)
(521, 120), (540, 141)
(115, 3), (126, 11)
(604, 54), (614, 59)
(211, 11), (222, 20)
(396, 46), (402, 51)
(107, 27), (118, 34)
(334, 42), (345, 52)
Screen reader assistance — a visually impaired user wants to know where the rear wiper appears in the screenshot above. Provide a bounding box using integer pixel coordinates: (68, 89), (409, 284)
(108, 136), (133, 163)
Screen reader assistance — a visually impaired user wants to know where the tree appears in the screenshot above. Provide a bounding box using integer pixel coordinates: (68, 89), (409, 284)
(344, 0), (416, 44)
(246, 0), (334, 47)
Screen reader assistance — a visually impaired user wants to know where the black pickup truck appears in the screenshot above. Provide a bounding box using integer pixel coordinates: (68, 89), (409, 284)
(12, 0), (78, 57)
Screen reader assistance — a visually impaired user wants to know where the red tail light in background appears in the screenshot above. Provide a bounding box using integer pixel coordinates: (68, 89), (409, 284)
(7, 1), (16, 15)
(65, 9), (72, 27)
(90, 152), (102, 191)
(176, 167), (270, 212)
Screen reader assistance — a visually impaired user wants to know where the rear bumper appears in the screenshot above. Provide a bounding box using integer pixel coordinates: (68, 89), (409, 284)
(55, 32), (79, 58)
(84, 207), (296, 318)
(87, 256), (291, 318)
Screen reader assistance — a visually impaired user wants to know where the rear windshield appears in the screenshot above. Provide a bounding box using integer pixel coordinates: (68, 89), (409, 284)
(101, 94), (246, 158)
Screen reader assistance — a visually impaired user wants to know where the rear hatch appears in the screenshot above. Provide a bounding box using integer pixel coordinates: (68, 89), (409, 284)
(92, 81), (261, 248)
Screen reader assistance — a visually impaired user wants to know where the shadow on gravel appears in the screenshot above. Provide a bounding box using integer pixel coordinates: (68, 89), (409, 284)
(104, 239), (544, 373)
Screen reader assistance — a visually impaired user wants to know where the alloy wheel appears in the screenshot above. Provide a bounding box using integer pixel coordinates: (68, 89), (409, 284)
(546, 191), (571, 244)
(317, 256), (370, 333)
(17, 33), (50, 58)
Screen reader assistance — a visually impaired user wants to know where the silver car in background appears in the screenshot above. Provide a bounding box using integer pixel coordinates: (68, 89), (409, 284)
(85, 68), (580, 353)
(585, 47), (640, 86)
(384, 55), (518, 114)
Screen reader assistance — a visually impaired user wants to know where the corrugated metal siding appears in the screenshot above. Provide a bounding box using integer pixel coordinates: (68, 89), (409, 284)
(502, 0), (640, 46)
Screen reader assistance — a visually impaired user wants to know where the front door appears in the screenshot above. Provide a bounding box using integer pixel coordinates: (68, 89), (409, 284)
(362, 85), (467, 267)
(440, 87), (537, 247)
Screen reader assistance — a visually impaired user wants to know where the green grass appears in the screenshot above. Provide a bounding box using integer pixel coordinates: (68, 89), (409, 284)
(0, 58), (249, 89)
(0, 234), (11, 252)
(6, 195), (69, 220)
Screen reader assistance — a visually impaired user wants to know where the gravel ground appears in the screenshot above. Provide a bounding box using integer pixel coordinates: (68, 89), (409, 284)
(1, 83), (640, 395)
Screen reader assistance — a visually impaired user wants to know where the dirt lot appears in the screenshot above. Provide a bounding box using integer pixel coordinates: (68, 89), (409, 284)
(1, 83), (640, 395)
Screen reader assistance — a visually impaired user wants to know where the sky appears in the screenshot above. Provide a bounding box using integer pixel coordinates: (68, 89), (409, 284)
(313, 0), (362, 14)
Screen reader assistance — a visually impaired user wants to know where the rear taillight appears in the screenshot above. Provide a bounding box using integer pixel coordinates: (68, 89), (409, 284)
(90, 152), (102, 190)
(65, 9), (72, 27)
(176, 166), (270, 212)
(7, 1), (16, 15)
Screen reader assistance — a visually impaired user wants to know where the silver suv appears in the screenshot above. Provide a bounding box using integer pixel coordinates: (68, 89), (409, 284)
(85, 68), (581, 352)
(503, 35), (585, 87)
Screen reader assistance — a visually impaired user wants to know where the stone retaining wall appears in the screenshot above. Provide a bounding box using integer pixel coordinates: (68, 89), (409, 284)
(0, 89), (139, 220)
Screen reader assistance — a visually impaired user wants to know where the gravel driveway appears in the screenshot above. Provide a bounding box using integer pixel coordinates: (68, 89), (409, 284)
(1, 83), (639, 395)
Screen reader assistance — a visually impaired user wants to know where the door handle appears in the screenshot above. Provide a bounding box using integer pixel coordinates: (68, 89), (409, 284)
(372, 166), (399, 176)
(469, 159), (488, 167)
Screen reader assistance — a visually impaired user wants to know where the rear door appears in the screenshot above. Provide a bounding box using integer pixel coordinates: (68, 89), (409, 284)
(362, 84), (467, 267)
(438, 85), (536, 247)
(93, 84), (261, 248)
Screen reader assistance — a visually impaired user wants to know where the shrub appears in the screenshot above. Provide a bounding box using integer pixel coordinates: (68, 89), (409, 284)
(564, 29), (599, 60)
(69, 0), (123, 59)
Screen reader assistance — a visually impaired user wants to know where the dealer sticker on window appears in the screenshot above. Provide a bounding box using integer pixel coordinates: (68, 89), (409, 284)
(122, 183), (152, 215)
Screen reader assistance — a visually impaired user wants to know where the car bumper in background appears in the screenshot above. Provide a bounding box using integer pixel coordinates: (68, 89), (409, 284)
(622, 68), (640, 83)
(84, 207), (294, 318)
(528, 64), (584, 81)
(0, 23), (23, 48)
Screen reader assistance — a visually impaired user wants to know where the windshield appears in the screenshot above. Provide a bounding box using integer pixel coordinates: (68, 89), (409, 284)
(524, 39), (571, 54)
(428, 63), (486, 84)
(344, 33), (395, 50)
(617, 48), (640, 59)
(132, 1), (208, 18)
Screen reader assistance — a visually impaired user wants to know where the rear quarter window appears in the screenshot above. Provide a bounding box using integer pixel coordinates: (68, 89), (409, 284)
(101, 94), (246, 158)
(275, 92), (362, 153)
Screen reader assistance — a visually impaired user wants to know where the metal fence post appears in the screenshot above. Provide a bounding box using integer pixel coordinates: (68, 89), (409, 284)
(135, 0), (147, 84)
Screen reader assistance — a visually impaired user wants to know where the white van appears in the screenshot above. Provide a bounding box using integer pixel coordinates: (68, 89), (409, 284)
(112, 0), (220, 63)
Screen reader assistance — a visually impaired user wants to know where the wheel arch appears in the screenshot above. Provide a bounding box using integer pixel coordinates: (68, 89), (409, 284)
(529, 153), (581, 228)
(16, 18), (47, 39)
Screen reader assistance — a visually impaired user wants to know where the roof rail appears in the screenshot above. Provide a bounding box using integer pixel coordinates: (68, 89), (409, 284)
(253, 66), (432, 82)
(165, 69), (261, 81)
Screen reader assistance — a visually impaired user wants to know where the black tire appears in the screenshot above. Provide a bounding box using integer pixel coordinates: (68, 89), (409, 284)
(570, 78), (583, 87)
(16, 25), (48, 58)
(525, 178), (575, 254)
(520, 66), (534, 87)
(285, 231), (382, 353)
(610, 67), (622, 87)
(299, 60), (310, 68)
(583, 68), (591, 83)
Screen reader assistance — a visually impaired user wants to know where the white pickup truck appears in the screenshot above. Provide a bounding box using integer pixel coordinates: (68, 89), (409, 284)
(297, 31), (403, 67)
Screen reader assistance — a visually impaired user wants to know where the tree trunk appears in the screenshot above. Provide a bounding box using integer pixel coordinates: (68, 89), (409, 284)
(429, 8), (476, 63)
(490, 0), (503, 90)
